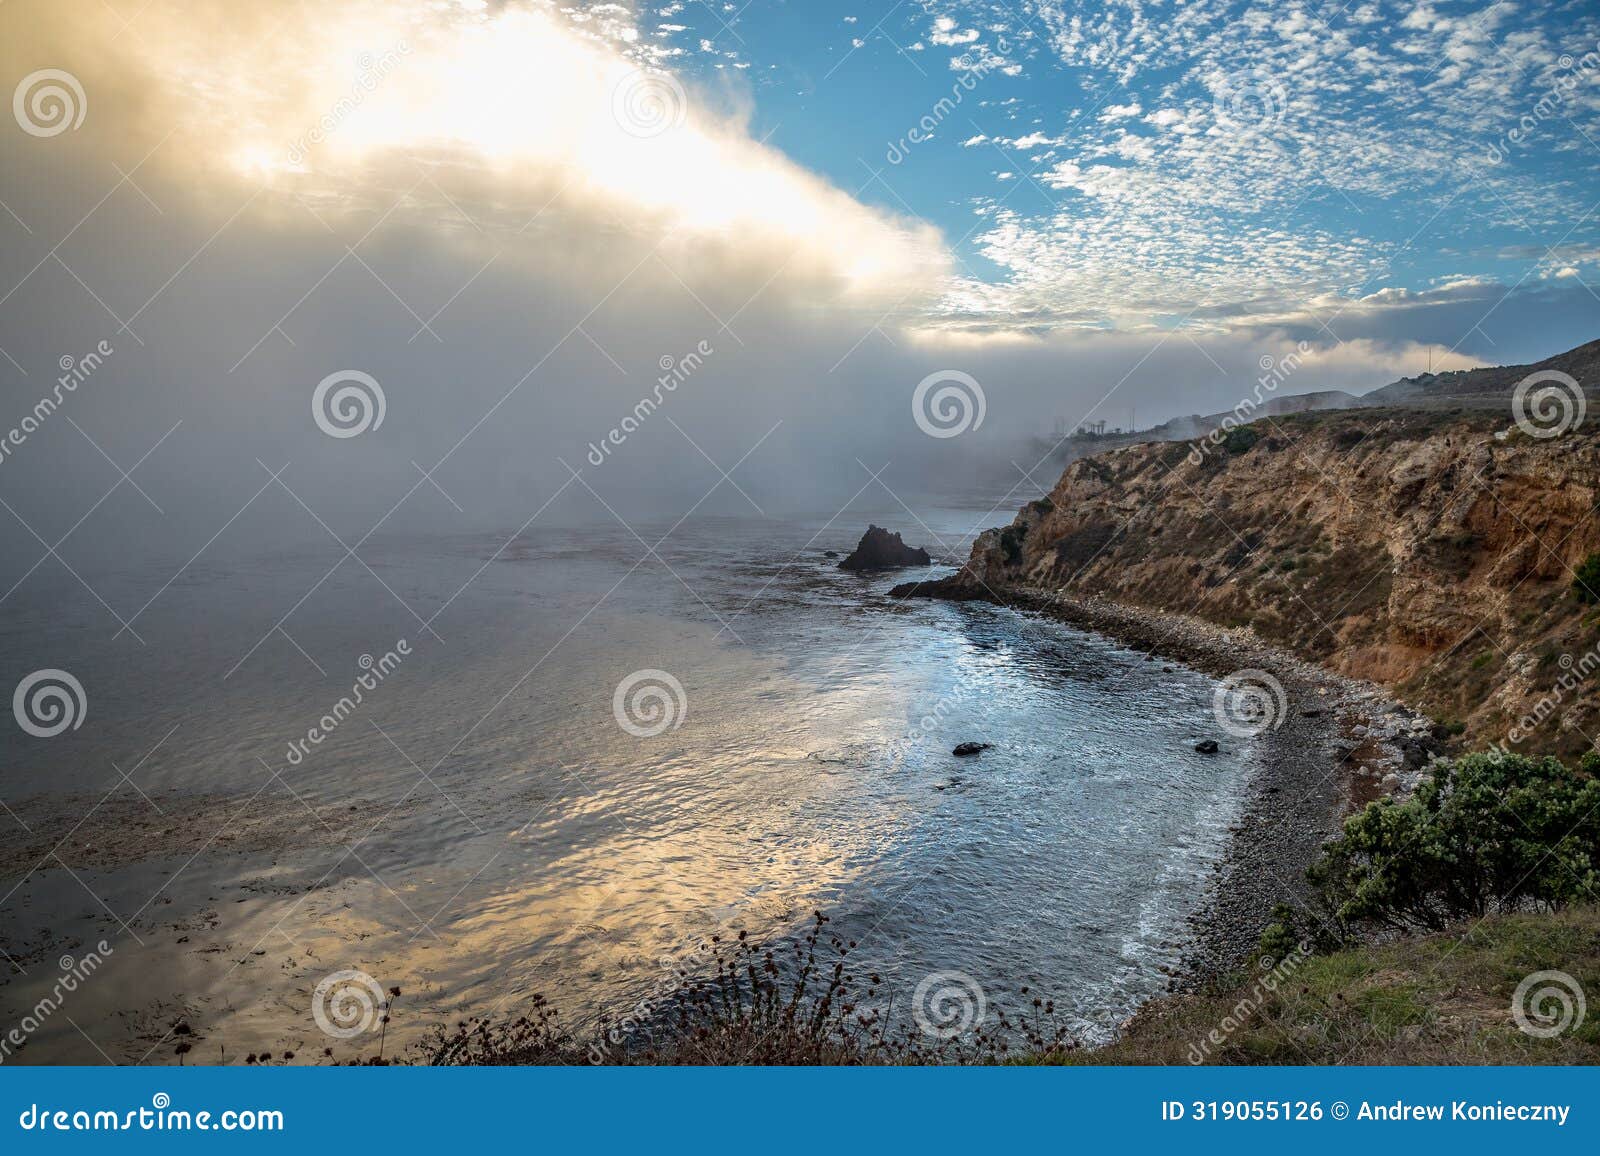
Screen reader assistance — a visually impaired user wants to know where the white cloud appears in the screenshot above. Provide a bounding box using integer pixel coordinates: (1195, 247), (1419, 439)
(929, 16), (980, 46)
(67, 0), (949, 309)
(929, 0), (1600, 331)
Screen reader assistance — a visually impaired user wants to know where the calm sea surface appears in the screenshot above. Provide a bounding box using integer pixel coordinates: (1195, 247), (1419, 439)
(0, 498), (1258, 1061)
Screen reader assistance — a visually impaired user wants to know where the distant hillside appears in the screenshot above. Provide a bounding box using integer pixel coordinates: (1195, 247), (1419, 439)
(1031, 336), (1595, 467)
(1361, 336), (1600, 407)
(1036, 390), (1362, 464)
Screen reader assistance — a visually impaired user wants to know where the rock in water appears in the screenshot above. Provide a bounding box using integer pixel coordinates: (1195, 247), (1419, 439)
(838, 525), (932, 571)
(952, 741), (991, 757)
(1194, 739), (1220, 754)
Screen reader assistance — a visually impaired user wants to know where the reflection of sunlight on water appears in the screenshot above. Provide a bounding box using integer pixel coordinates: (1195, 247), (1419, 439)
(0, 507), (1257, 1059)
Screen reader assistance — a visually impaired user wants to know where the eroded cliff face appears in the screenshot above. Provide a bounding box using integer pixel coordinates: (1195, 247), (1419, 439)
(954, 410), (1600, 757)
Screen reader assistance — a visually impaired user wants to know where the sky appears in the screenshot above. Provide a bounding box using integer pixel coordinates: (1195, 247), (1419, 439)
(1, 0), (1598, 567)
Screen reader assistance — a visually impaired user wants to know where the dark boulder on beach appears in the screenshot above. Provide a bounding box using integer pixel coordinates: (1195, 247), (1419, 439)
(952, 741), (991, 757)
(889, 573), (989, 600)
(839, 525), (931, 571)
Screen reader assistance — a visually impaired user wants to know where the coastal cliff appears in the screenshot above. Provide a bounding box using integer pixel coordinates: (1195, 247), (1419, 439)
(906, 408), (1600, 759)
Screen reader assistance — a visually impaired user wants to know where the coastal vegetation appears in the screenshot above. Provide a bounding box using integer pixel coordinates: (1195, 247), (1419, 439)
(425, 912), (1077, 1066)
(1267, 750), (1600, 945)
(1050, 904), (1600, 1066)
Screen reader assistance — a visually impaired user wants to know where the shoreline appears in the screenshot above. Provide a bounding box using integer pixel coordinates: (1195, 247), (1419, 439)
(892, 574), (1438, 986)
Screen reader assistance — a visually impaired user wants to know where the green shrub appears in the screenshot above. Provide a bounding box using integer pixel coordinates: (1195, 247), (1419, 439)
(999, 525), (1025, 563)
(1303, 751), (1600, 937)
(1222, 425), (1260, 455)
(1574, 552), (1600, 604)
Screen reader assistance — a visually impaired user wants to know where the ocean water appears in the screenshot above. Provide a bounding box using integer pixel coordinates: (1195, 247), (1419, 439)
(0, 499), (1258, 1062)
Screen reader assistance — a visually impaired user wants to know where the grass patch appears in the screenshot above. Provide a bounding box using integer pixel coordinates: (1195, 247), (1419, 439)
(1575, 552), (1600, 604)
(1036, 907), (1600, 1065)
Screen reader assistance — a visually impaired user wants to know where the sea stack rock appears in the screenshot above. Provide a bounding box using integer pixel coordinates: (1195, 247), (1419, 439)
(838, 525), (932, 571)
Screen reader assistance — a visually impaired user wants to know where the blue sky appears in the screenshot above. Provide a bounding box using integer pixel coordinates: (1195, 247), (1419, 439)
(630, 0), (1600, 353)
(6, 0), (1600, 549)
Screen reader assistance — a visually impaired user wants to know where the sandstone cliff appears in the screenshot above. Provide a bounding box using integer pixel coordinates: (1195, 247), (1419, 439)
(932, 409), (1600, 758)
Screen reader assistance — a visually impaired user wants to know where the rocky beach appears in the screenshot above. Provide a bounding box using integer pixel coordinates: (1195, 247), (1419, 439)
(893, 575), (1437, 981)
